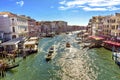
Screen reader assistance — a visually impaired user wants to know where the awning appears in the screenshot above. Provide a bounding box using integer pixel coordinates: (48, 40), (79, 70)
(89, 36), (104, 40)
(103, 40), (120, 46)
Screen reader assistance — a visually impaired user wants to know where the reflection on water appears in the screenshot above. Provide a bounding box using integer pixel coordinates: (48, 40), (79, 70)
(1, 34), (120, 80)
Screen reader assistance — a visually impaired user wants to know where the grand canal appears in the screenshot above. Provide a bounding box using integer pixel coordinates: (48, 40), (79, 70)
(1, 33), (120, 80)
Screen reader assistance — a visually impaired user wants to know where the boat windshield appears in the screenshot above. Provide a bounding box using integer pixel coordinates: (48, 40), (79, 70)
(50, 47), (54, 50)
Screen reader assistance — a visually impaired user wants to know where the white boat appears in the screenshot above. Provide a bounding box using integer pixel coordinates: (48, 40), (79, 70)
(112, 52), (120, 66)
(84, 42), (91, 46)
(75, 37), (82, 41)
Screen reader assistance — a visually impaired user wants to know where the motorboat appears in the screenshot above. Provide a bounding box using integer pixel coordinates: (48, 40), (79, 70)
(46, 46), (55, 61)
(112, 52), (120, 66)
(75, 37), (82, 41)
(66, 42), (70, 48)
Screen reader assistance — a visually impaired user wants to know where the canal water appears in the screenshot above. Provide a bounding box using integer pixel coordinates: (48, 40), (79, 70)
(1, 34), (120, 80)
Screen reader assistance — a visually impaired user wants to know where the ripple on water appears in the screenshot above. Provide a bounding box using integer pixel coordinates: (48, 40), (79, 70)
(56, 46), (98, 80)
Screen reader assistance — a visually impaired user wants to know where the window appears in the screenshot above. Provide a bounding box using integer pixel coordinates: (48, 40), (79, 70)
(116, 25), (118, 30)
(12, 27), (15, 32)
(12, 18), (14, 21)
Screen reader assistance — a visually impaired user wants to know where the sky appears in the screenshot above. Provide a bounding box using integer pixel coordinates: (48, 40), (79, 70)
(0, 0), (120, 26)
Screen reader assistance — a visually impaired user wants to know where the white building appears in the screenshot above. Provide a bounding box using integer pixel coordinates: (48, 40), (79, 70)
(0, 12), (28, 41)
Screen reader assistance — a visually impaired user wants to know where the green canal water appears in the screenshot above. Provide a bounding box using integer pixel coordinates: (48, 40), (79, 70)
(1, 34), (120, 80)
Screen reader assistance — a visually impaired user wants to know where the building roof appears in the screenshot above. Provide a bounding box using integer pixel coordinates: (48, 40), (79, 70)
(0, 12), (17, 17)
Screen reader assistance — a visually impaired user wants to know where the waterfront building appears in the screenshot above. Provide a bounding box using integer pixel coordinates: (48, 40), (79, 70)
(35, 21), (41, 37)
(40, 21), (52, 34)
(53, 21), (67, 33)
(39, 21), (67, 34)
(88, 13), (120, 42)
(67, 25), (86, 32)
(0, 12), (28, 41)
(27, 17), (37, 37)
(88, 16), (104, 36)
(103, 14), (120, 41)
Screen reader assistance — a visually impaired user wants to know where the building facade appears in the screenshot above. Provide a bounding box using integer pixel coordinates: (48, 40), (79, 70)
(88, 13), (120, 41)
(39, 21), (67, 34)
(0, 12), (28, 41)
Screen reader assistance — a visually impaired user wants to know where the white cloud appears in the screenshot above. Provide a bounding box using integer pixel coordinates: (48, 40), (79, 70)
(59, 0), (120, 11)
(16, 1), (24, 7)
(59, 6), (69, 10)
(59, 0), (66, 4)
(83, 7), (107, 11)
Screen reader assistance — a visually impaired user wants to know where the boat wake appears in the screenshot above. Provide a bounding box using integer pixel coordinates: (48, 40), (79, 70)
(55, 44), (98, 80)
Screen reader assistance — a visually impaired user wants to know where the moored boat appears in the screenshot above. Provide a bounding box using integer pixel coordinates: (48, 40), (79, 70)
(112, 51), (120, 66)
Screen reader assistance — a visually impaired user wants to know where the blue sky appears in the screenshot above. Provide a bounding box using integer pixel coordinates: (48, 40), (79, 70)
(0, 0), (120, 26)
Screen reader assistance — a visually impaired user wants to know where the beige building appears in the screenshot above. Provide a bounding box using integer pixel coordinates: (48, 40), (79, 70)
(88, 16), (104, 36)
(103, 14), (120, 39)
(0, 12), (28, 41)
(88, 13), (120, 41)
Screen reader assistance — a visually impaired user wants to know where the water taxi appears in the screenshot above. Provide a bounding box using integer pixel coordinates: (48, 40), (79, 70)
(46, 46), (55, 61)
(66, 42), (71, 48)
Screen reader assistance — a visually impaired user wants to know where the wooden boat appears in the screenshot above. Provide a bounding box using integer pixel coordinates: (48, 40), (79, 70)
(5, 63), (19, 70)
(0, 60), (19, 71)
(46, 46), (55, 61)
(66, 42), (70, 48)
